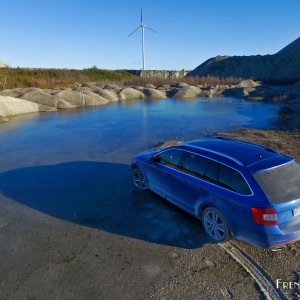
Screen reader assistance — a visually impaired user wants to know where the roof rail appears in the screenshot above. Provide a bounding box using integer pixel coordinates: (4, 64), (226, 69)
(184, 144), (244, 166)
(215, 136), (278, 154)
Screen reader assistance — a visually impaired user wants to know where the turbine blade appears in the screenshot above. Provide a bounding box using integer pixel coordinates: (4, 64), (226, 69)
(128, 26), (141, 37)
(141, 6), (143, 24)
(144, 26), (158, 34)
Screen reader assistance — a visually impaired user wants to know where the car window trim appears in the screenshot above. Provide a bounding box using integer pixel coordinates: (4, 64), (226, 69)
(157, 148), (253, 196)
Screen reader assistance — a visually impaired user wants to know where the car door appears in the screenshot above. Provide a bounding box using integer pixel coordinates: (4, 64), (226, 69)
(171, 152), (213, 215)
(146, 149), (185, 200)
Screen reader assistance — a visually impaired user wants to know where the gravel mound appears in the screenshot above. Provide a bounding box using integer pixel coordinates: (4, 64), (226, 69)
(0, 95), (55, 117)
(143, 88), (166, 99)
(21, 90), (75, 109)
(104, 84), (122, 91)
(0, 88), (24, 98)
(94, 89), (119, 101)
(73, 87), (94, 93)
(54, 89), (109, 106)
(237, 80), (260, 88)
(145, 83), (156, 89)
(168, 86), (202, 99)
(118, 87), (145, 100)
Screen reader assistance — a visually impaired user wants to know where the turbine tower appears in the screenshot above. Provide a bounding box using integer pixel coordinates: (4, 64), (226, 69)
(128, 8), (157, 71)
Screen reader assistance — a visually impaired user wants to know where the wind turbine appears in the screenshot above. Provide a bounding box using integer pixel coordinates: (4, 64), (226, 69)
(128, 8), (158, 71)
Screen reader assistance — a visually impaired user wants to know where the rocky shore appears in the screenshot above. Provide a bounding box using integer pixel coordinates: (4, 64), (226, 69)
(1, 79), (300, 123)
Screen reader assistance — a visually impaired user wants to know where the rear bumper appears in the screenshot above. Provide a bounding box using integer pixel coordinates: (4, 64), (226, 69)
(265, 231), (300, 249)
(237, 225), (300, 249)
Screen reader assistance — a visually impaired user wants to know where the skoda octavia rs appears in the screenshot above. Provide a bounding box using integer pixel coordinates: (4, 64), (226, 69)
(131, 137), (300, 249)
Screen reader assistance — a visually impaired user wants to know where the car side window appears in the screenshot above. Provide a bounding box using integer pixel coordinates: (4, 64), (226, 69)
(203, 161), (219, 184)
(181, 153), (210, 179)
(155, 149), (183, 169)
(219, 164), (251, 195)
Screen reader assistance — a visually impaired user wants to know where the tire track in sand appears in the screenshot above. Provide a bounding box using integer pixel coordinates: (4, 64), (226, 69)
(220, 242), (286, 300)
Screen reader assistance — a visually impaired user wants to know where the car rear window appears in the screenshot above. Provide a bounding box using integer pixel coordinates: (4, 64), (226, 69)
(254, 161), (300, 204)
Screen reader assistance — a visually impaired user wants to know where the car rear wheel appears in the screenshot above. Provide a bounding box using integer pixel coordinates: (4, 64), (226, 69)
(132, 167), (148, 190)
(202, 207), (231, 242)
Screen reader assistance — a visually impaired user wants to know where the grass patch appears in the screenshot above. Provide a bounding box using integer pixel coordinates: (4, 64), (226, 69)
(0, 67), (132, 90)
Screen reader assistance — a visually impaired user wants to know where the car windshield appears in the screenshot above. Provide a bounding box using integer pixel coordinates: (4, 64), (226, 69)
(254, 161), (300, 204)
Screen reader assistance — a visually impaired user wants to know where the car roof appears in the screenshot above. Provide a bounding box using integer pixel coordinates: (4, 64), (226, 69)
(174, 137), (293, 171)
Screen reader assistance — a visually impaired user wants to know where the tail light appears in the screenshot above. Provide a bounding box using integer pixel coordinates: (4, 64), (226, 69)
(251, 207), (277, 226)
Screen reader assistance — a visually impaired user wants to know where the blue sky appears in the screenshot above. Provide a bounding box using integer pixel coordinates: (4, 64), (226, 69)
(1, 0), (299, 70)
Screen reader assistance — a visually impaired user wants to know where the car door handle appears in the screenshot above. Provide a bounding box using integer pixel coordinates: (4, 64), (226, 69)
(166, 173), (172, 177)
(197, 187), (206, 191)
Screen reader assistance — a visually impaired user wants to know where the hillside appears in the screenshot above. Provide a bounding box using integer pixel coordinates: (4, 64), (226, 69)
(188, 37), (300, 84)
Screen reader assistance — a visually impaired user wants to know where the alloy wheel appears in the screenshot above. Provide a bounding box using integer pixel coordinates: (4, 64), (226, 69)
(132, 167), (147, 190)
(202, 208), (230, 242)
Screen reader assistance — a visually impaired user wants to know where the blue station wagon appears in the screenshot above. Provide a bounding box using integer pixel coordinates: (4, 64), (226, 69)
(131, 137), (300, 249)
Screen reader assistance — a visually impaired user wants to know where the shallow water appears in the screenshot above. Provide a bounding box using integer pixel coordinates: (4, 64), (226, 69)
(0, 97), (280, 168)
(0, 97), (281, 247)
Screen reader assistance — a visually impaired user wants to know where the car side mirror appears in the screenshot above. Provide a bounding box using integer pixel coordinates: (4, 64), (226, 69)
(148, 156), (156, 164)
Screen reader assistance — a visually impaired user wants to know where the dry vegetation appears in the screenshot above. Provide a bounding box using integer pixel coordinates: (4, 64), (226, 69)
(124, 75), (244, 87)
(0, 67), (132, 90)
(0, 67), (245, 91)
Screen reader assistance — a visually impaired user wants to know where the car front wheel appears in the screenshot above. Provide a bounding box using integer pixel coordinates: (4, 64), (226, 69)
(132, 167), (148, 190)
(202, 207), (231, 243)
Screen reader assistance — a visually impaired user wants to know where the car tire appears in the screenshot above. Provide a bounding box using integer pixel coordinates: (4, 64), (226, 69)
(131, 167), (148, 190)
(202, 207), (231, 243)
